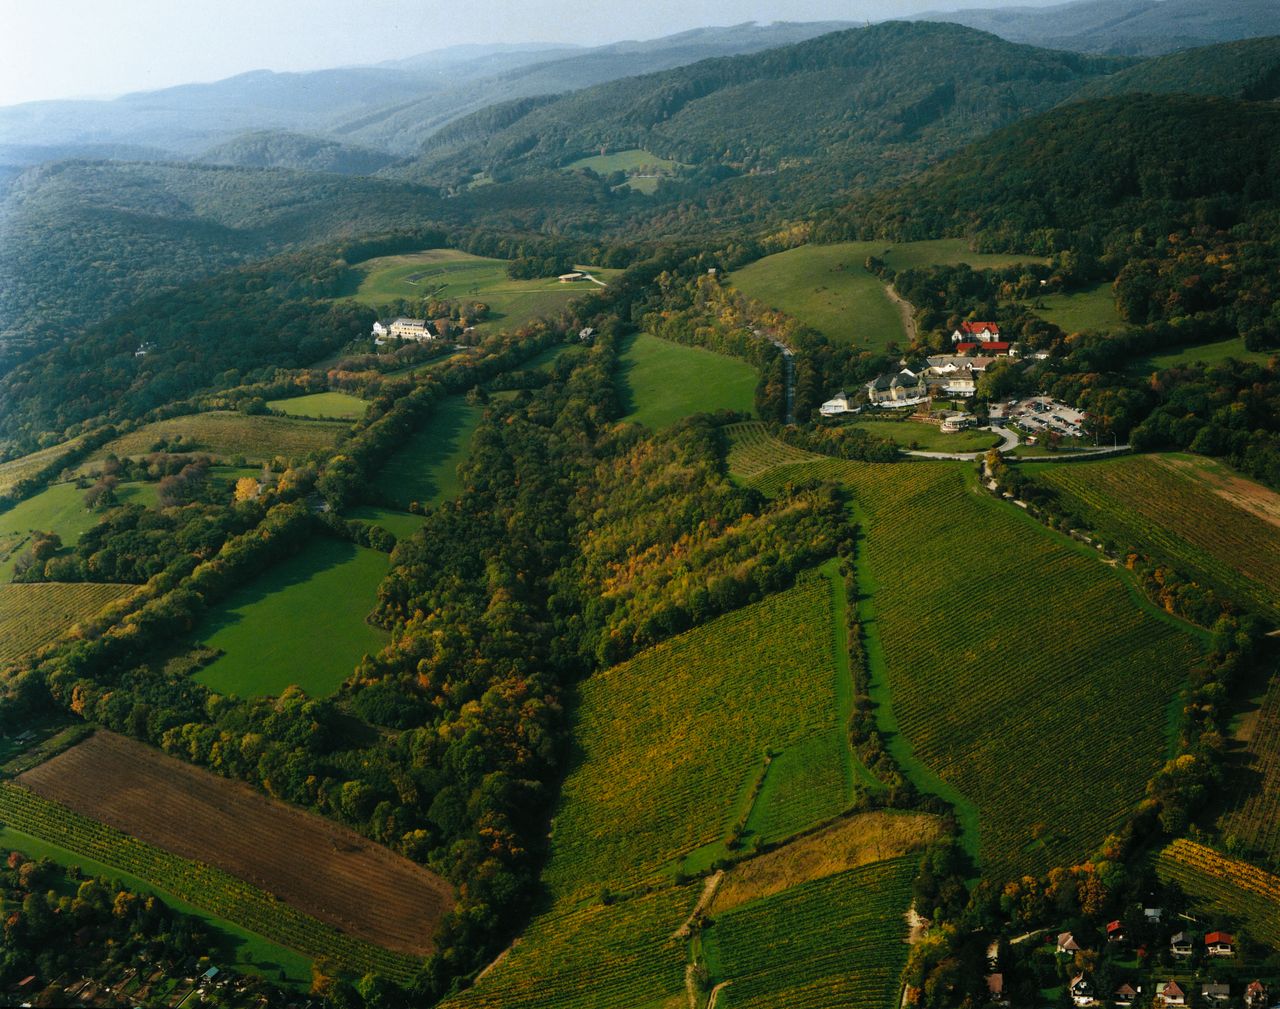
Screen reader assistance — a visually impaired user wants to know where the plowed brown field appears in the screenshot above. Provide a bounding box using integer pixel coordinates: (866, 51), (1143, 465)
(17, 730), (453, 956)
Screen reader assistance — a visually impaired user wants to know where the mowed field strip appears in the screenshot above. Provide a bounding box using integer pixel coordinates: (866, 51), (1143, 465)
(0, 582), (134, 663)
(15, 731), (453, 956)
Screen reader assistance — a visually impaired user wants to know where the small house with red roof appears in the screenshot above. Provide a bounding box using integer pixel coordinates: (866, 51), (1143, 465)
(1205, 930), (1235, 957)
(1245, 980), (1268, 1008)
(1160, 980), (1187, 1006)
(951, 321), (1002, 344)
(1057, 932), (1081, 954)
(1105, 920), (1125, 943)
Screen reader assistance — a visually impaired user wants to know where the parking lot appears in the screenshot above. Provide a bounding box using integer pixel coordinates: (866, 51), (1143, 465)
(997, 396), (1087, 440)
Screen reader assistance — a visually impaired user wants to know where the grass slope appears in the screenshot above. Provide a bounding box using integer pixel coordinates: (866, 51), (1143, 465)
(846, 418), (999, 453)
(702, 856), (916, 1009)
(195, 538), (388, 698)
(1025, 281), (1124, 334)
(266, 391), (368, 420)
(0, 438), (86, 495)
(617, 333), (757, 429)
(369, 395), (482, 509)
(1132, 337), (1276, 372)
(1028, 453), (1280, 620)
(0, 583), (133, 663)
(343, 505), (426, 540)
(744, 452), (1201, 877)
(90, 412), (345, 464)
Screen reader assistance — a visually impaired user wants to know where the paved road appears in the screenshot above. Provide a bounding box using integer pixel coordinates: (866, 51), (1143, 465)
(905, 425), (1130, 462)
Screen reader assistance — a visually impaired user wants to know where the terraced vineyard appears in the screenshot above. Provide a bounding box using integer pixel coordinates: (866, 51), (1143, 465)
(445, 885), (694, 1009)
(0, 783), (422, 981)
(1030, 454), (1280, 618)
(744, 450), (1201, 877)
(543, 571), (853, 903)
(702, 856), (916, 1009)
(0, 582), (132, 663)
(1220, 678), (1280, 861)
(725, 422), (820, 481)
(1157, 839), (1280, 948)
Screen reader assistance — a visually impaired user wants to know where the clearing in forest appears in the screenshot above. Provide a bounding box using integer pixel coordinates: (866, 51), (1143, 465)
(1023, 281), (1124, 334)
(13, 731), (454, 960)
(1029, 453), (1280, 620)
(369, 395), (482, 509)
(194, 537), (388, 698)
(89, 412), (346, 464)
(266, 391), (368, 420)
(617, 333), (757, 429)
(0, 582), (133, 663)
(740, 441), (1201, 878)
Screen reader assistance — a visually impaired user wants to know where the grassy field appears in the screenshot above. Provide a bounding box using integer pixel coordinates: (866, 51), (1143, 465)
(739, 447), (1202, 878)
(1156, 839), (1280, 949)
(846, 418), (999, 453)
(1221, 677), (1280, 862)
(1027, 453), (1280, 620)
(701, 856), (917, 1009)
(1024, 281), (1124, 334)
(617, 333), (757, 429)
(194, 538), (388, 698)
(564, 148), (682, 194)
(0, 438), (86, 495)
(89, 412), (345, 463)
(369, 395), (483, 509)
(0, 582), (133, 663)
(266, 391), (368, 420)
(0, 823), (313, 985)
(544, 571), (856, 903)
(344, 504), (426, 540)
(732, 240), (1044, 352)
(349, 249), (609, 335)
(1132, 336), (1276, 372)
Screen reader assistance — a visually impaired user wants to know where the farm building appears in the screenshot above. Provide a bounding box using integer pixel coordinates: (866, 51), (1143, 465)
(1205, 931), (1235, 957)
(1170, 932), (1193, 957)
(1069, 974), (1095, 1007)
(820, 391), (855, 416)
(951, 321), (1001, 343)
(865, 369), (927, 408)
(954, 340), (1013, 355)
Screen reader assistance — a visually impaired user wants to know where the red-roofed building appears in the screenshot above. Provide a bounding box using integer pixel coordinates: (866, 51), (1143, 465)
(1161, 980), (1187, 1006)
(954, 341), (1012, 356)
(1205, 931), (1235, 957)
(952, 321), (1002, 343)
(1245, 980), (1268, 1008)
(1106, 920), (1125, 943)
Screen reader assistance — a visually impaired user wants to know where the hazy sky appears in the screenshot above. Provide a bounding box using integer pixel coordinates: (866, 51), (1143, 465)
(0, 0), (1063, 107)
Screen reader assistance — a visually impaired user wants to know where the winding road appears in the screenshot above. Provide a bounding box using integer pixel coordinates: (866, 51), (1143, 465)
(904, 425), (1131, 462)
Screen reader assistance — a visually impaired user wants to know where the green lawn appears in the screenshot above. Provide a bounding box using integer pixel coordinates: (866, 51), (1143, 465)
(1132, 336), (1276, 372)
(348, 249), (611, 336)
(0, 825), (312, 986)
(1026, 281), (1124, 334)
(565, 149), (681, 193)
(194, 538), (389, 698)
(847, 418), (999, 453)
(617, 333), (757, 429)
(267, 391), (368, 420)
(369, 396), (483, 509)
(344, 505), (427, 540)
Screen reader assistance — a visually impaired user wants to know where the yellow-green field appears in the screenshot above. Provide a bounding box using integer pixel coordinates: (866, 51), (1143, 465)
(846, 418), (999, 453)
(370, 395), (483, 509)
(564, 148), (682, 193)
(348, 249), (614, 335)
(618, 333), (757, 429)
(0, 438), (86, 495)
(267, 391), (368, 420)
(1024, 281), (1124, 334)
(88, 412), (346, 464)
(0, 582), (134, 663)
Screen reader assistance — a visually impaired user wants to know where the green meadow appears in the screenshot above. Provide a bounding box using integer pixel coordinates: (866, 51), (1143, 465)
(1132, 336), (1276, 372)
(370, 395), (483, 509)
(565, 149), (682, 193)
(1027, 281), (1124, 334)
(847, 418), (1000, 453)
(194, 538), (389, 698)
(617, 333), (757, 429)
(267, 391), (368, 420)
(344, 505), (427, 540)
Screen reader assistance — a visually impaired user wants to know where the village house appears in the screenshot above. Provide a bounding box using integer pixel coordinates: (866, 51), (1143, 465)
(954, 340), (1013, 356)
(1245, 980), (1268, 1008)
(1106, 920), (1125, 943)
(1205, 931), (1235, 957)
(1203, 982), (1231, 1004)
(1113, 983), (1137, 1006)
(820, 391), (855, 416)
(1170, 932), (1194, 957)
(950, 320), (1001, 343)
(1161, 980), (1187, 1006)
(936, 373), (977, 397)
(864, 369), (927, 407)
(578, 326), (595, 342)
(1057, 932), (1081, 955)
(986, 973), (1007, 1005)
(1069, 973), (1095, 1007)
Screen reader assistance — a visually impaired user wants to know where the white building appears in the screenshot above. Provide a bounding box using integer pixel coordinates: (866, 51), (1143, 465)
(388, 317), (435, 342)
(865, 369), (928, 408)
(820, 392), (855, 416)
(950, 321), (1001, 343)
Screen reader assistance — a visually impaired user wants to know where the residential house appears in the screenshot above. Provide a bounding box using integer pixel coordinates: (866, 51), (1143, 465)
(1069, 974), (1095, 1007)
(1057, 932), (1081, 955)
(1160, 980), (1186, 1006)
(1244, 980), (1267, 1008)
(1205, 931), (1235, 957)
(388, 317), (434, 342)
(1203, 983), (1231, 1004)
(1170, 931), (1194, 957)
(820, 391), (855, 416)
(951, 321), (1001, 343)
(864, 369), (927, 407)
(578, 327), (595, 342)
(1106, 920), (1126, 943)
(1113, 983), (1137, 1006)
(939, 411), (973, 433)
(372, 320), (388, 338)
(1143, 906), (1163, 923)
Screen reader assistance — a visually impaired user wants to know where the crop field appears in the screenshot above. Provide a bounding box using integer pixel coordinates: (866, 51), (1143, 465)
(846, 418), (999, 453)
(543, 572), (853, 903)
(1156, 839), (1280, 948)
(0, 438), (85, 494)
(1133, 336), (1275, 373)
(1025, 281), (1124, 334)
(1220, 678), (1280, 861)
(266, 390), (368, 420)
(0, 481), (149, 581)
(1029, 454), (1280, 619)
(350, 249), (606, 334)
(369, 395), (482, 508)
(0, 582), (133, 663)
(701, 855), (916, 1009)
(732, 240), (1044, 351)
(617, 333), (757, 429)
(194, 537), (388, 697)
(747, 456), (1201, 878)
(14, 731), (453, 965)
(89, 412), (345, 463)
(445, 884), (694, 1009)
(724, 422), (821, 481)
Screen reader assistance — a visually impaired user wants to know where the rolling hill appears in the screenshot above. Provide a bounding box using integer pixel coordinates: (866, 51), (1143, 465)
(197, 130), (399, 174)
(1068, 35), (1280, 101)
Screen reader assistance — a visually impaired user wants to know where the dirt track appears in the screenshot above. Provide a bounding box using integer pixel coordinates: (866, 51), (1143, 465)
(18, 730), (453, 956)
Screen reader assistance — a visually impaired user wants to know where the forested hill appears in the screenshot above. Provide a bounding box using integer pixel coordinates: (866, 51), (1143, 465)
(1068, 35), (1280, 102)
(819, 93), (1280, 244)
(392, 21), (1127, 190)
(197, 131), (399, 175)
